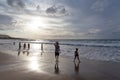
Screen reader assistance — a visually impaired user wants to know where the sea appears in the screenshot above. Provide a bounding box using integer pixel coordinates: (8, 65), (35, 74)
(0, 39), (120, 62)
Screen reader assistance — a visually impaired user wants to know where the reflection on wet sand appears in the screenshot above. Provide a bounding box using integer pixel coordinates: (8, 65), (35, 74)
(41, 51), (44, 56)
(41, 52), (43, 56)
(54, 61), (60, 74)
(18, 50), (30, 56)
(27, 51), (30, 56)
(74, 61), (80, 74)
(28, 56), (40, 71)
(18, 50), (21, 56)
(22, 43), (43, 72)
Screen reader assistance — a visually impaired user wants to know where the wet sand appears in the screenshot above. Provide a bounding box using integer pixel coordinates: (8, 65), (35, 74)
(0, 51), (120, 80)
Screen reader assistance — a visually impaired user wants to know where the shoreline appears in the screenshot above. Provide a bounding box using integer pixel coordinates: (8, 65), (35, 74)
(0, 51), (120, 80)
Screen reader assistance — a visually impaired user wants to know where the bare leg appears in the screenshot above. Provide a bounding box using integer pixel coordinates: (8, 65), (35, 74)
(55, 55), (58, 62)
(77, 56), (80, 62)
(55, 56), (57, 60)
(56, 56), (59, 62)
(73, 56), (76, 62)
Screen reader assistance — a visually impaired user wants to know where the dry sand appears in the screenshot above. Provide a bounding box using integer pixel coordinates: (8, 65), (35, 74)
(0, 51), (120, 80)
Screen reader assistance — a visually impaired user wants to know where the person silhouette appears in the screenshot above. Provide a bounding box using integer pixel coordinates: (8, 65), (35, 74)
(41, 43), (43, 52)
(41, 43), (44, 56)
(23, 43), (26, 50)
(73, 48), (80, 62)
(28, 43), (30, 50)
(18, 42), (21, 50)
(74, 61), (80, 74)
(54, 61), (60, 74)
(13, 42), (15, 45)
(54, 41), (60, 62)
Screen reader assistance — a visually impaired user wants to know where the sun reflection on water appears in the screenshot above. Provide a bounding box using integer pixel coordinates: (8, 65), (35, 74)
(32, 44), (41, 50)
(28, 56), (40, 71)
(27, 44), (42, 72)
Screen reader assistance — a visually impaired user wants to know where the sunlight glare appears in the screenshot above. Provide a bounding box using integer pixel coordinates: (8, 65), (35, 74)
(32, 44), (40, 50)
(25, 17), (46, 33)
(28, 56), (40, 71)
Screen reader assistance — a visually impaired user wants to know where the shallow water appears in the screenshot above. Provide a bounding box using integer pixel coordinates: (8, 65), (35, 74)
(0, 39), (120, 62)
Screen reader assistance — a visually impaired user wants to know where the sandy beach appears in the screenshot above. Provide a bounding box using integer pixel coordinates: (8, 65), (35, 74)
(0, 50), (120, 80)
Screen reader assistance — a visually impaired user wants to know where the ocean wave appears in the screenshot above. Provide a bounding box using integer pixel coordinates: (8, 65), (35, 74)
(60, 43), (120, 47)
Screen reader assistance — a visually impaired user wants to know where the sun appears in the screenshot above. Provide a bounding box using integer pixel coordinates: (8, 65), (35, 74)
(25, 17), (46, 33)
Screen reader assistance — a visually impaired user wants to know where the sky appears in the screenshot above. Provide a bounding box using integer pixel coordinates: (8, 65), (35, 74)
(0, 0), (120, 39)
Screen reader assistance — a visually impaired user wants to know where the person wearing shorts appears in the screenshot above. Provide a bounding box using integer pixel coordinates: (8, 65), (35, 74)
(54, 41), (60, 61)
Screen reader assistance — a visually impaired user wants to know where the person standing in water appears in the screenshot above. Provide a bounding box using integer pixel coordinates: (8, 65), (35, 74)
(73, 48), (80, 62)
(13, 42), (15, 45)
(28, 43), (30, 50)
(18, 42), (21, 50)
(23, 43), (26, 50)
(41, 43), (43, 52)
(54, 41), (60, 62)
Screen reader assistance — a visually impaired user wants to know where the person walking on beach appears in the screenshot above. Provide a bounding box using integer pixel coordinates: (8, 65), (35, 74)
(54, 41), (60, 62)
(73, 48), (80, 62)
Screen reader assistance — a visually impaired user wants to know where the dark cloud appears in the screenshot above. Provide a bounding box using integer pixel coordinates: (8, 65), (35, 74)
(0, 14), (13, 25)
(0, 14), (15, 30)
(46, 6), (57, 14)
(7, 0), (25, 9)
(59, 8), (66, 14)
(46, 5), (68, 16)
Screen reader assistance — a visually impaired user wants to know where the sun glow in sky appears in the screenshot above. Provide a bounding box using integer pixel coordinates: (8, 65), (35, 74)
(0, 0), (120, 39)
(24, 17), (46, 33)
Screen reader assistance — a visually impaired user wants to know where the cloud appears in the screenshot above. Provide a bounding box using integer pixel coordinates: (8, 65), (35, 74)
(36, 5), (40, 11)
(46, 6), (57, 14)
(88, 28), (101, 34)
(0, 14), (13, 25)
(0, 3), (8, 9)
(91, 0), (110, 12)
(7, 0), (25, 9)
(0, 14), (18, 30)
(46, 5), (68, 16)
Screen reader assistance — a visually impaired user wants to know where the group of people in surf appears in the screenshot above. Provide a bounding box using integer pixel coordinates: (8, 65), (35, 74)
(18, 42), (30, 50)
(17, 41), (80, 62)
(17, 42), (30, 56)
